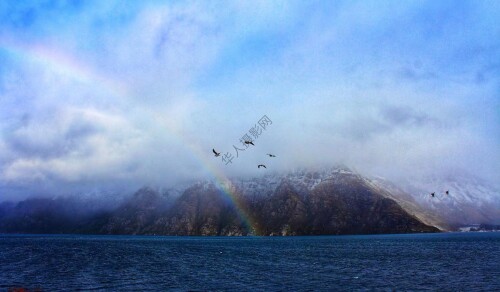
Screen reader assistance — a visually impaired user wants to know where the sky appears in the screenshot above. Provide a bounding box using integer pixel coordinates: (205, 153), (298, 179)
(0, 0), (499, 200)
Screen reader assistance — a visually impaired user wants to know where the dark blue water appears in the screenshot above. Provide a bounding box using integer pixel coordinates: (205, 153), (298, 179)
(0, 233), (498, 291)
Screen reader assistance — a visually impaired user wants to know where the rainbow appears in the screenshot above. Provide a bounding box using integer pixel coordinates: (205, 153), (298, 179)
(0, 38), (129, 98)
(0, 38), (258, 235)
(180, 138), (258, 234)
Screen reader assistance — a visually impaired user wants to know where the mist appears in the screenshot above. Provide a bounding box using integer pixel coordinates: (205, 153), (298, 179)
(0, 1), (499, 201)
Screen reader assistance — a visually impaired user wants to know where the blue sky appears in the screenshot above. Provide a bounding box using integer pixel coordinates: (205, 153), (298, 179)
(0, 1), (499, 199)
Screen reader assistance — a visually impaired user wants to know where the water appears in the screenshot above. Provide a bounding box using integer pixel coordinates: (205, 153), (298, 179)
(0, 233), (498, 291)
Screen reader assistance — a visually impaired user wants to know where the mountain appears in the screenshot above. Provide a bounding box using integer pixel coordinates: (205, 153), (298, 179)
(0, 167), (441, 235)
(238, 167), (438, 235)
(0, 196), (113, 234)
(98, 187), (173, 235)
(364, 176), (449, 230)
(399, 173), (500, 227)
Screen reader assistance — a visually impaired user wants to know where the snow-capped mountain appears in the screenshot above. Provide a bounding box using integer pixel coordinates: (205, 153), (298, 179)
(1, 165), (496, 234)
(228, 166), (358, 196)
(225, 166), (499, 230)
(0, 166), (439, 235)
(399, 173), (500, 227)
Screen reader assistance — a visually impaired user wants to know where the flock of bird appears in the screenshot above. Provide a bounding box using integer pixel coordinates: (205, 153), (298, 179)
(214, 143), (451, 197)
(213, 140), (275, 169)
(430, 190), (449, 198)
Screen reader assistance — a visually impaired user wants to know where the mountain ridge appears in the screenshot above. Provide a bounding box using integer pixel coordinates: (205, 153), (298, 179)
(0, 166), (447, 235)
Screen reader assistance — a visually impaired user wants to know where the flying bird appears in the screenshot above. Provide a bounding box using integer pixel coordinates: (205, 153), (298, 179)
(267, 154), (276, 157)
(430, 192), (435, 198)
(212, 149), (220, 157)
(258, 164), (266, 169)
(244, 140), (255, 146)
(445, 190), (449, 195)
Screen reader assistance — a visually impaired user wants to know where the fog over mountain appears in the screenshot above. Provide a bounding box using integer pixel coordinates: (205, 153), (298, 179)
(0, 1), (499, 202)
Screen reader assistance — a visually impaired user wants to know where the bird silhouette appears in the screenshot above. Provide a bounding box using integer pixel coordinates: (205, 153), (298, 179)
(431, 192), (435, 197)
(212, 149), (220, 157)
(445, 190), (449, 195)
(267, 154), (276, 157)
(258, 164), (266, 169)
(244, 140), (255, 146)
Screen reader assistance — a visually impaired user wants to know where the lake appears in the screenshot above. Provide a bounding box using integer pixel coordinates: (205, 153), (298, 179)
(0, 232), (498, 291)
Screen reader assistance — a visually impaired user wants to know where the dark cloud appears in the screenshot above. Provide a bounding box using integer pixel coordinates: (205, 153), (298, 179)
(4, 113), (100, 159)
(339, 116), (390, 143)
(335, 105), (443, 143)
(380, 105), (440, 128)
